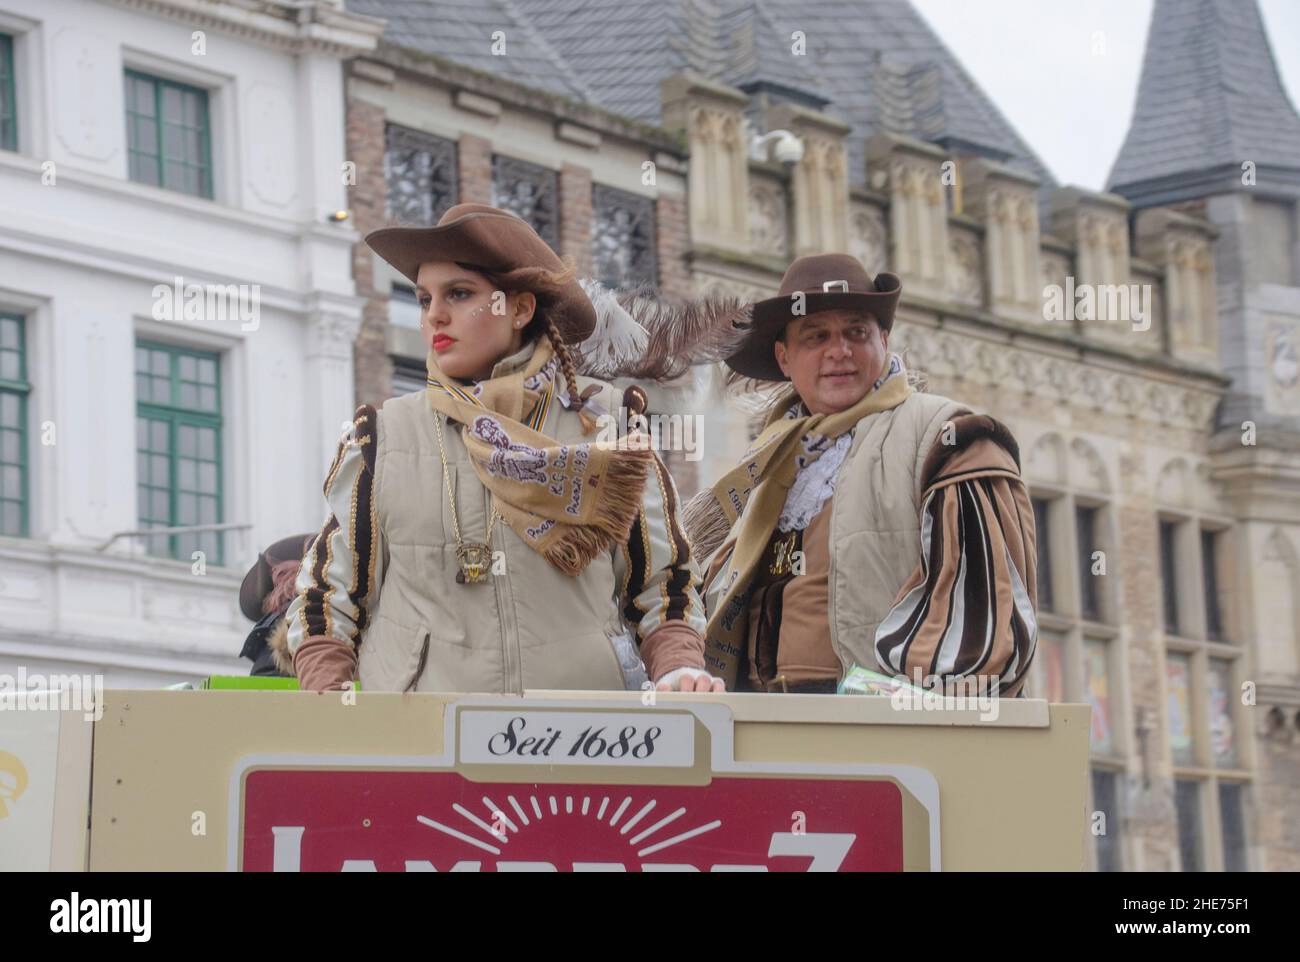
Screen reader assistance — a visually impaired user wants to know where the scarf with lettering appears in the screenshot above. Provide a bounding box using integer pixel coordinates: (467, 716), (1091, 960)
(684, 355), (912, 683)
(425, 337), (653, 575)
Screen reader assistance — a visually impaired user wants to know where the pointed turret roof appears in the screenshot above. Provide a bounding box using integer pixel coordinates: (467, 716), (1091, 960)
(1108, 0), (1300, 206)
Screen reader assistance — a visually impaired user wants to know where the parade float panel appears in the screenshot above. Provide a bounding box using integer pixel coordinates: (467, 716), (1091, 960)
(86, 690), (1089, 871)
(0, 700), (93, 871)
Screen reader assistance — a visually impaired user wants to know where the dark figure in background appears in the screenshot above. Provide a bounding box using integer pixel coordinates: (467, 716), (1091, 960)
(238, 534), (314, 677)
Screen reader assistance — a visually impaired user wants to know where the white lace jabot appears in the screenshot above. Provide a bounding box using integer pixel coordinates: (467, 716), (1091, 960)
(777, 431), (852, 532)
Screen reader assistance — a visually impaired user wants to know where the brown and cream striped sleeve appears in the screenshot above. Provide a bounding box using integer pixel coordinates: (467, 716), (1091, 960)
(873, 414), (1038, 697)
(616, 452), (709, 681)
(284, 404), (382, 690)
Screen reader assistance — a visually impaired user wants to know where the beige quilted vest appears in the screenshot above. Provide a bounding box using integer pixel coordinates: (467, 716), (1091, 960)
(359, 378), (631, 694)
(703, 391), (968, 681)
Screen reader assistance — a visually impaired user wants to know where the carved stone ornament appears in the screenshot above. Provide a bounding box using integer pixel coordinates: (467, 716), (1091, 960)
(947, 231), (983, 305)
(850, 205), (888, 277)
(593, 184), (658, 289)
(749, 179), (788, 258)
(491, 155), (560, 248)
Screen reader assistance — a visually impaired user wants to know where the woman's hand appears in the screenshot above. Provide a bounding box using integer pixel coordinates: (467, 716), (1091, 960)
(654, 666), (725, 693)
(292, 636), (359, 692)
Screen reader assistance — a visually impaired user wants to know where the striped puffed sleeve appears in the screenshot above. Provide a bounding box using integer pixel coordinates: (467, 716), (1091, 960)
(284, 404), (382, 690)
(874, 414), (1038, 698)
(617, 452), (710, 680)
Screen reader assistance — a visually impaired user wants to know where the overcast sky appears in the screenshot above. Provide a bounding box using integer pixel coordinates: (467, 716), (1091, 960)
(909, 0), (1300, 190)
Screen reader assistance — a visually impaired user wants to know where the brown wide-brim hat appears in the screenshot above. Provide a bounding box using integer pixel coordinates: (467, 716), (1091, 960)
(366, 203), (597, 344)
(727, 253), (901, 382)
(239, 533), (315, 622)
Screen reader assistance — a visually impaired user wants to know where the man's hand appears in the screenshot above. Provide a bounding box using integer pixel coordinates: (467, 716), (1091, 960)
(654, 666), (725, 693)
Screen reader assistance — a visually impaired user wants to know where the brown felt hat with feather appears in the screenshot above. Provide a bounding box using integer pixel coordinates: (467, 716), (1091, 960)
(366, 203), (597, 344)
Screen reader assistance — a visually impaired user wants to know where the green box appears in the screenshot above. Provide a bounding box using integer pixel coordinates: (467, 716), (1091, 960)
(201, 675), (300, 691)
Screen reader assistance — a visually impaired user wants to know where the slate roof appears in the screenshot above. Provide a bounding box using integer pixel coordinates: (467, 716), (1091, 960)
(711, 1), (831, 105)
(344, 0), (596, 102)
(347, 0), (1056, 189)
(1108, 0), (1300, 205)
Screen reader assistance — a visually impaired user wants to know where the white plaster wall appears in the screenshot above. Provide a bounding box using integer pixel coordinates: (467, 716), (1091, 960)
(0, 0), (370, 686)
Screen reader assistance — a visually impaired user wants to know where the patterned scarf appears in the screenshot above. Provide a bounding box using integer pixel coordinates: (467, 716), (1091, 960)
(688, 355), (913, 683)
(425, 337), (653, 575)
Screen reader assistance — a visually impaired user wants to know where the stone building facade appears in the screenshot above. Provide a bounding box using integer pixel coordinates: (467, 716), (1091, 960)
(1105, 0), (1300, 872)
(341, 0), (1298, 870)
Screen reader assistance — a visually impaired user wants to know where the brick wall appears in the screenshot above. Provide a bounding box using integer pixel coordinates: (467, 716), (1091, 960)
(559, 162), (594, 277)
(346, 94), (393, 408)
(656, 191), (694, 298)
(458, 133), (493, 205)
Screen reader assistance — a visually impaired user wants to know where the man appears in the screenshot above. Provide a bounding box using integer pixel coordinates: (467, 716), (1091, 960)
(236, 533), (315, 677)
(686, 254), (1038, 696)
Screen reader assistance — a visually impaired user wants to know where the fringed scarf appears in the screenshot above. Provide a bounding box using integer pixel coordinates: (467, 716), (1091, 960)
(425, 337), (653, 576)
(684, 356), (913, 682)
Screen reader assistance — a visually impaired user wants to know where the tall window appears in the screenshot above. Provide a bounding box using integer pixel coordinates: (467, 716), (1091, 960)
(135, 342), (223, 564)
(0, 33), (15, 151)
(1032, 496), (1054, 612)
(1091, 769), (1121, 872)
(1218, 782), (1249, 872)
(1166, 651), (1195, 766)
(1027, 485), (1121, 870)
(1159, 519), (1179, 635)
(491, 155), (559, 248)
(388, 284), (420, 330)
(384, 125), (458, 225)
(1174, 778), (1203, 871)
(125, 70), (212, 198)
(390, 359), (426, 397)
(0, 312), (29, 536)
(1160, 514), (1247, 870)
(1076, 504), (1100, 621)
(1202, 528), (1223, 640)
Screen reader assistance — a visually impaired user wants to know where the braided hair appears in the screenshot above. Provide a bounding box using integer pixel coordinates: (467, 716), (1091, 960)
(542, 312), (587, 412)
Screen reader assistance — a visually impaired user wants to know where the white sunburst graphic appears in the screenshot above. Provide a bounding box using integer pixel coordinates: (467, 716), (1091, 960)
(416, 792), (721, 858)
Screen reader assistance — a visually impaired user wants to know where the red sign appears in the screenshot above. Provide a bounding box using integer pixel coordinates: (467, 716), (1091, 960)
(241, 769), (906, 872)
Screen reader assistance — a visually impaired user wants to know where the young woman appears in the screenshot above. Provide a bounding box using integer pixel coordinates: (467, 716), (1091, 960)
(285, 203), (723, 694)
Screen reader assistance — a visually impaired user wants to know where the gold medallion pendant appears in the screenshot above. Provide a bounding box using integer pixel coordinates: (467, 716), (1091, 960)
(435, 412), (501, 587)
(769, 531), (798, 576)
(456, 542), (493, 584)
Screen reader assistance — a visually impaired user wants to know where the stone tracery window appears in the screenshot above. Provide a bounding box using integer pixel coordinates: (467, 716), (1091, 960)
(491, 155), (559, 248)
(592, 184), (657, 289)
(384, 125), (458, 225)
